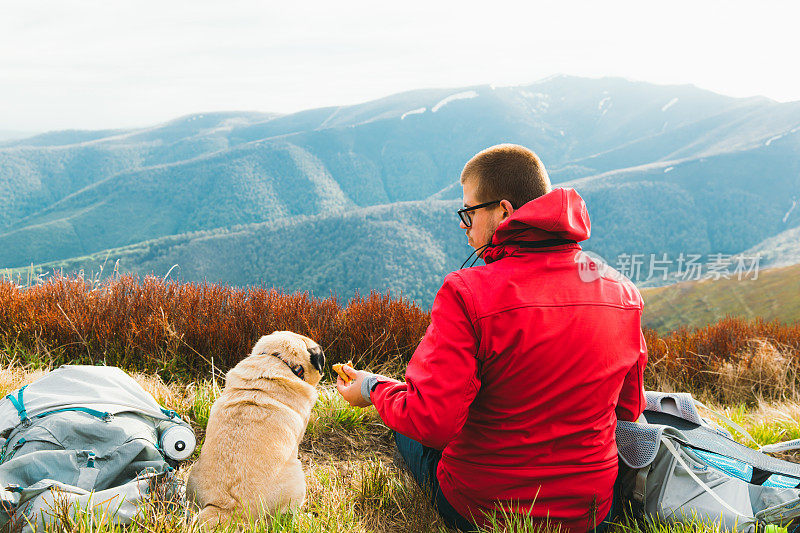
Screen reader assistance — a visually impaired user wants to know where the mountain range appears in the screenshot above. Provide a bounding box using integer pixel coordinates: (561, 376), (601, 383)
(2, 75), (799, 306)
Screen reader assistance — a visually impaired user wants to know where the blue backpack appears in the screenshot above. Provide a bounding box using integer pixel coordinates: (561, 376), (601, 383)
(0, 365), (196, 532)
(617, 392), (800, 532)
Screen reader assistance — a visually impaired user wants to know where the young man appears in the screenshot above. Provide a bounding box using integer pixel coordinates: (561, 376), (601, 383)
(337, 144), (647, 532)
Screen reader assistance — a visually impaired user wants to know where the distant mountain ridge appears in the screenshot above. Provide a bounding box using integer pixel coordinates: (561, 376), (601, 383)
(2, 75), (799, 305)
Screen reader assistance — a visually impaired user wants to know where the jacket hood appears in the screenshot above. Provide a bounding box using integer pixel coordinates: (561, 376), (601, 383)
(482, 187), (591, 263)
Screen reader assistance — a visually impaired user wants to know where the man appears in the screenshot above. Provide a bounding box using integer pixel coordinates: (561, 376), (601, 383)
(337, 144), (647, 532)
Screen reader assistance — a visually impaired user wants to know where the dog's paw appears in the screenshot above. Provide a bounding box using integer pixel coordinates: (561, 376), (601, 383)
(192, 506), (230, 531)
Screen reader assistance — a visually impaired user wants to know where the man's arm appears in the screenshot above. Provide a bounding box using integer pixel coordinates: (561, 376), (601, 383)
(616, 328), (648, 422)
(365, 273), (482, 450)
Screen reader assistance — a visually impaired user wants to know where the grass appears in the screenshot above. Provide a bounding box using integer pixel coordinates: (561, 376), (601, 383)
(702, 402), (800, 457)
(3, 361), (800, 533)
(644, 328), (800, 406)
(2, 276), (800, 531)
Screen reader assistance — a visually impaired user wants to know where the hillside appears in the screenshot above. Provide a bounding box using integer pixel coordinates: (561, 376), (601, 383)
(642, 262), (800, 332)
(2, 76), (799, 304)
(742, 225), (800, 269)
(12, 200), (466, 303)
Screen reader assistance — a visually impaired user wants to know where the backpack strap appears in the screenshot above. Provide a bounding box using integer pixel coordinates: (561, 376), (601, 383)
(632, 468), (648, 504)
(760, 439), (800, 454)
(661, 437), (751, 521)
(36, 407), (113, 422)
(5, 386), (29, 425)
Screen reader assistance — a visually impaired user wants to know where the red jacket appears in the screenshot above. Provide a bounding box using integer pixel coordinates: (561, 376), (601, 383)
(371, 187), (647, 532)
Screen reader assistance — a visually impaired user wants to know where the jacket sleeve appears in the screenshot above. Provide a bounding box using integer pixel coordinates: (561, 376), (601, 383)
(615, 328), (648, 422)
(370, 272), (481, 450)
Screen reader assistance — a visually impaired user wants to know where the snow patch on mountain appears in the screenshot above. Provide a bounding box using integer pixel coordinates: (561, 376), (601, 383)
(598, 97), (612, 115)
(318, 107), (342, 130)
(766, 134), (784, 146)
(784, 200), (797, 223)
(661, 98), (679, 112)
(518, 91), (550, 113)
(401, 107), (426, 120)
(743, 225), (800, 269)
(432, 91), (479, 113)
(206, 117), (252, 134)
(520, 91), (548, 100)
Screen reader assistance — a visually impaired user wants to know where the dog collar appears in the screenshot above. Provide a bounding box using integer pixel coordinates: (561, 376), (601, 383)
(270, 353), (305, 381)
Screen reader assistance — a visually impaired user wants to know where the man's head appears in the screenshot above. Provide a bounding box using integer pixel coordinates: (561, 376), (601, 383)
(459, 144), (551, 251)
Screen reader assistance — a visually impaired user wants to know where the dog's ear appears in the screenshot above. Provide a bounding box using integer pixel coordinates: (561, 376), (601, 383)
(308, 346), (325, 374)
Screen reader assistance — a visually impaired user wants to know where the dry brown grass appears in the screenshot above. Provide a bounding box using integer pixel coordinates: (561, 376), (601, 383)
(646, 335), (800, 405)
(0, 363), (48, 395)
(644, 316), (800, 404)
(713, 339), (798, 404)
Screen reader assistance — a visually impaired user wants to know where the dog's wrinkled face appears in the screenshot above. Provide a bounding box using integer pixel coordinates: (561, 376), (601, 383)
(250, 331), (325, 387)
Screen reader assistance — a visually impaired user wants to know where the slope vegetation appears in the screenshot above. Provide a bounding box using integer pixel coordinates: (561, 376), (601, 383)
(3, 76), (800, 303)
(642, 263), (800, 332)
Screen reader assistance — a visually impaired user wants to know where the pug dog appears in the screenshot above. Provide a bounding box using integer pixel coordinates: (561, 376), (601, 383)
(186, 331), (324, 528)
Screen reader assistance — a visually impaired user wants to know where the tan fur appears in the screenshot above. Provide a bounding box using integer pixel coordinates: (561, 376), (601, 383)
(186, 331), (324, 528)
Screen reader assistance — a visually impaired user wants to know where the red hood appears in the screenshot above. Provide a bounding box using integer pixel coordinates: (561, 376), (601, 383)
(483, 187), (591, 264)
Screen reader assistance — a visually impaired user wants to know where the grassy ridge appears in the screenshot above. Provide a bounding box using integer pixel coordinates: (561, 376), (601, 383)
(642, 262), (800, 333)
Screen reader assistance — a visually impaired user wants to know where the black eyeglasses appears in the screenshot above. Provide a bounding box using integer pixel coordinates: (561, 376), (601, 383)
(457, 200), (501, 227)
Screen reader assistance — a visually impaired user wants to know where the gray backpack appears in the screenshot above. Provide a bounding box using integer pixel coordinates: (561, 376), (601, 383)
(0, 365), (196, 532)
(617, 392), (800, 532)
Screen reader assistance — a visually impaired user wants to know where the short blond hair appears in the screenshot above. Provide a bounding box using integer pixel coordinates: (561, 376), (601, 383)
(460, 144), (551, 209)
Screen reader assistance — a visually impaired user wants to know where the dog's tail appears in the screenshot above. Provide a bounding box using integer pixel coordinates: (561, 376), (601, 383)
(192, 505), (233, 530)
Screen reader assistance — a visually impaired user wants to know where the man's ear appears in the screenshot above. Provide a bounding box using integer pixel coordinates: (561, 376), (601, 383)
(500, 199), (515, 220)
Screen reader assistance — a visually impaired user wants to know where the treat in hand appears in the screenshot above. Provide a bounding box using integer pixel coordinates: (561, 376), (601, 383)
(332, 360), (354, 384)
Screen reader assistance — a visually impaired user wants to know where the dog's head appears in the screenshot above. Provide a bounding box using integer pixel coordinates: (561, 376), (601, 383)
(249, 331), (325, 387)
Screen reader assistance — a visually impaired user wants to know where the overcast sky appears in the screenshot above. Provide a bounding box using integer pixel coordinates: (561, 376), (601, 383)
(2, 0), (798, 132)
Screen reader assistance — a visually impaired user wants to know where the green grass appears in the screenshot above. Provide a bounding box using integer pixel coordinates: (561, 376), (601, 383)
(186, 379), (221, 431)
(307, 387), (373, 437)
(5, 364), (800, 532)
(700, 403), (800, 458)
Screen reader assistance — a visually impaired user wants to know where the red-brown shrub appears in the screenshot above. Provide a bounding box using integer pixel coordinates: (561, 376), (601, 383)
(643, 316), (800, 401)
(0, 275), (429, 378)
(1, 275), (799, 400)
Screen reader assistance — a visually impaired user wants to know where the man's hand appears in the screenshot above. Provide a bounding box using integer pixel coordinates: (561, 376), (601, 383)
(335, 364), (372, 407)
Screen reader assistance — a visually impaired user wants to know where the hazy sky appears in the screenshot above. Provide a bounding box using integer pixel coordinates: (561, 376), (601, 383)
(2, 0), (798, 131)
